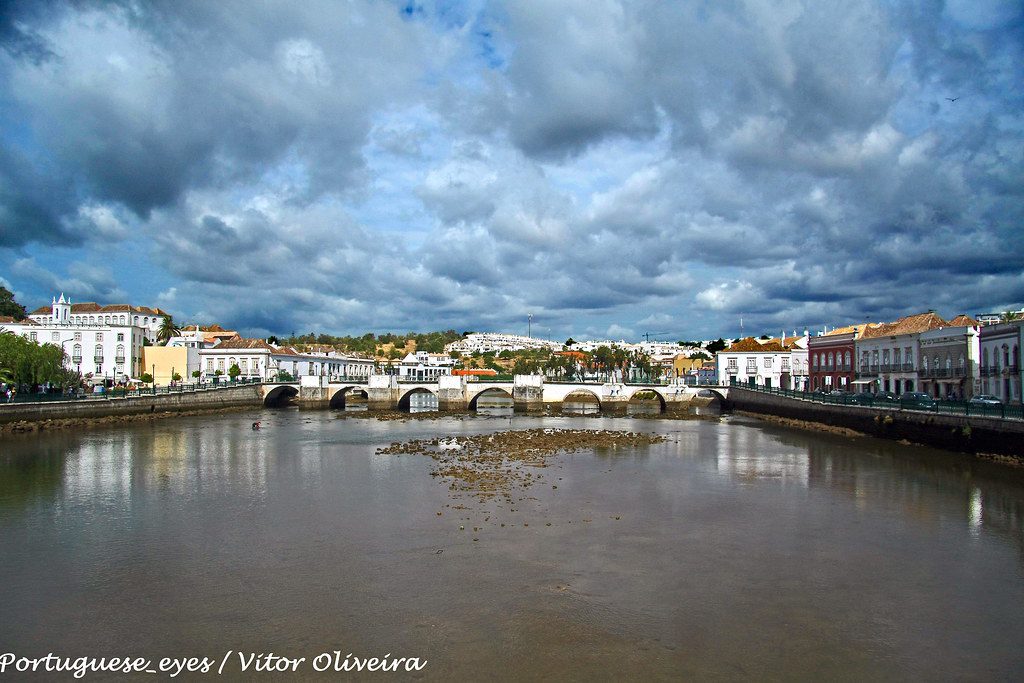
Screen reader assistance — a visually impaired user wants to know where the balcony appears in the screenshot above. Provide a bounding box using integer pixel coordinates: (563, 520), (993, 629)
(1005, 364), (1020, 375)
(115, 356), (125, 364)
(726, 366), (738, 374)
(71, 355), (82, 364)
(903, 363), (915, 372)
(93, 357), (104, 365)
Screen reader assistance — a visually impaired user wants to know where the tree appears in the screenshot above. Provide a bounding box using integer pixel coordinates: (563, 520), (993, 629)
(1000, 310), (1022, 322)
(706, 338), (728, 353)
(267, 335), (279, 345)
(275, 370), (294, 381)
(157, 315), (181, 345)
(0, 334), (73, 389)
(192, 370), (201, 379)
(0, 287), (27, 320)
(172, 372), (182, 382)
(228, 363), (241, 380)
(564, 337), (576, 347)
(140, 372), (154, 384)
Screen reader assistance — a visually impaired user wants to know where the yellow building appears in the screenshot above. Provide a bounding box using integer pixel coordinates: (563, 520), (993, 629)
(671, 354), (707, 379)
(141, 346), (199, 385)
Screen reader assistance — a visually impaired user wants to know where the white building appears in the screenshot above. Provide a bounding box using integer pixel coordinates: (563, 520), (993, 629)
(392, 351), (457, 380)
(27, 293), (168, 343)
(446, 333), (563, 355)
(979, 320), (1022, 403)
(1, 295), (146, 382)
(198, 338), (375, 381)
(716, 335), (808, 390)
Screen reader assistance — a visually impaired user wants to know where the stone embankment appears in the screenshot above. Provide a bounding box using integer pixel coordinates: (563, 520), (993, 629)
(729, 387), (1024, 459)
(0, 384), (262, 434)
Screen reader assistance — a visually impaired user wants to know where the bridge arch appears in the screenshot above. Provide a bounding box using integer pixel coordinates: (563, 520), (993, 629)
(329, 386), (368, 409)
(697, 388), (727, 402)
(561, 389), (601, 414)
(263, 385), (298, 407)
(468, 387), (513, 411)
(398, 387), (438, 411)
(626, 388), (667, 413)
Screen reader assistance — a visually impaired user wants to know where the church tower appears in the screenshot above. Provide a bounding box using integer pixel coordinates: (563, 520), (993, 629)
(52, 293), (71, 323)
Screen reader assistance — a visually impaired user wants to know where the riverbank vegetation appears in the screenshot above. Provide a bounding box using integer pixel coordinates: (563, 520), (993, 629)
(0, 331), (78, 390)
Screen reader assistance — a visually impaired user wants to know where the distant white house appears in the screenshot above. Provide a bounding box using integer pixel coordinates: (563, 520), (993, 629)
(393, 351), (457, 380)
(198, 338), (374, 381)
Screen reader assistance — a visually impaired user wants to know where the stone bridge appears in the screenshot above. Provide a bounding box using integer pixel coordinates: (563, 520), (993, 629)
(262, 376), (730, 414)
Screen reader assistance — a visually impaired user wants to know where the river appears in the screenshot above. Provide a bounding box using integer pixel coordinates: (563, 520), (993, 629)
(1, 409), (1022, 679)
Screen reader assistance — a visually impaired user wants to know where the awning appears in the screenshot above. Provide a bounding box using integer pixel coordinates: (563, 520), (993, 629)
(851, 379), (875, 385)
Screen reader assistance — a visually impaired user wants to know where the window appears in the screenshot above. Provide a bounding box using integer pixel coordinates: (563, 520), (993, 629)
(51, 332), (59, 341)
(29, 332), (37, 341)
(844, 351), (851, 368)
(96, 332), (103, 342)
(206, 359), (213, 372)
(894, 349), (901, 365)
(94, 344), (103, 360)
(117, 333), (124, 342)
(813, 354), (819, 370)
(73, 344), (82, 360)
(763, 357), (772, 368)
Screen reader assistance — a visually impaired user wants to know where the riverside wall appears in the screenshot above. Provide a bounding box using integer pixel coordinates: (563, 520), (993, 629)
(0, 385), (263, 428)
(728, 387), (1024, 457)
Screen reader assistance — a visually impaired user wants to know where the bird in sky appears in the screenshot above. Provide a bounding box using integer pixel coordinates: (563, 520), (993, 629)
(946, 96), (960, 102)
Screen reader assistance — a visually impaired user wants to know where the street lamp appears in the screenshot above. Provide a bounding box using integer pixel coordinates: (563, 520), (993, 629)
(528, 313), (533, 339)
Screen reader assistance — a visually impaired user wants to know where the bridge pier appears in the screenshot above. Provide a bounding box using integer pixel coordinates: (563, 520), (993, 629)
(367, 375), (398, 411)
(513, 376), (544, 413)
(437, 376), (467, 412)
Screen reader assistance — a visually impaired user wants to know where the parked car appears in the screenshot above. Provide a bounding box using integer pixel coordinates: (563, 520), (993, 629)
(874, 391), (899, 402)
(900, 391), (937, 409)
(968, 394), (1002, 407)
(850, 391), (876, 405)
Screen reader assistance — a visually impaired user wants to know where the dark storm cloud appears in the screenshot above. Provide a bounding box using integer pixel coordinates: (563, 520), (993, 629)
(1, 0), (1022, 339)
(0, 0), (428, 241)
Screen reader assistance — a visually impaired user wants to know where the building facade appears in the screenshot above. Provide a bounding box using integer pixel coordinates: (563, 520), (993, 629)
(808, 325), (878, 392)
(717, 335), (808, 390)
(394, 351), (457, 380)
(198, 338), (375, 381)
(27, 294), (168, 343)
(856, 312), (948, 395)
(979, 321), (1022, 403)
(917, 321), (980, 399)
(2, 296), (147, 382)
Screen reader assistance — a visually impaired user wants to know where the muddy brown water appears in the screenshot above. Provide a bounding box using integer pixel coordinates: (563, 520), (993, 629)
(1, 409), (1023, 679)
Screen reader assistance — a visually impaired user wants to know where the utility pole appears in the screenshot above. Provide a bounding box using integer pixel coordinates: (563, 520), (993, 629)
(528, 313), (533, 339)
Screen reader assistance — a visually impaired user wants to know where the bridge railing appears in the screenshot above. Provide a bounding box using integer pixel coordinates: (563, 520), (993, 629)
(730, 381), (1023, 420)
(0, 377), (263, 406)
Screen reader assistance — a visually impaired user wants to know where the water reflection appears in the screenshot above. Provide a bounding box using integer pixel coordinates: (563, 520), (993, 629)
(1, 412), (1024, 677)
(562, 401), (601, 415)
(405, 391), (438, 413)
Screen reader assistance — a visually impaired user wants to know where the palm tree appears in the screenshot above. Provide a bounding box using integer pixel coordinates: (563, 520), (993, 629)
(157, 315), (181, 345)
(1000, 310), (1022, 323)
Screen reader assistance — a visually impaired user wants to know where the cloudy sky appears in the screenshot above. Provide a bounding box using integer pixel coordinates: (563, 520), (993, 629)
(1, 1), (1022, 341)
